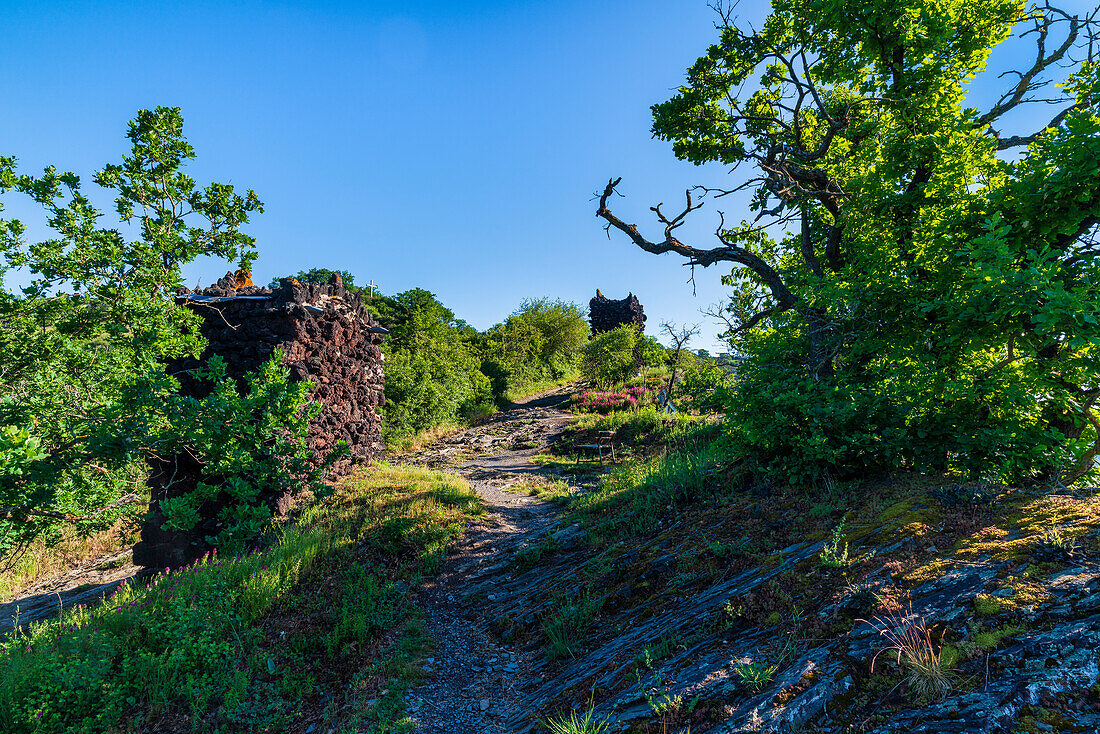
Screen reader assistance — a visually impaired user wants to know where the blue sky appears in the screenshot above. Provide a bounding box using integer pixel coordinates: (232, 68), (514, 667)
(0, 1), (1081, 352)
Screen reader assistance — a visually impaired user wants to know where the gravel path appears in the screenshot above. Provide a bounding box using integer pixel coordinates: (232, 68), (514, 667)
(400, 386), (574, 733)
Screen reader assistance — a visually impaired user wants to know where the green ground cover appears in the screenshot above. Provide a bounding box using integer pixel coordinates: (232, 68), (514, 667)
(0, 464), (483, 734)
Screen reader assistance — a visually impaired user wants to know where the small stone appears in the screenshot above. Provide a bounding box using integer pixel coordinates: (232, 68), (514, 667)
(480, 698), (491, 711)
(305, 726), (315, 734)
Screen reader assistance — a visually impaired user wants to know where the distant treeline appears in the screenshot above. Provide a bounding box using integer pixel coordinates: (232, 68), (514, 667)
(279, 269), (591, 440)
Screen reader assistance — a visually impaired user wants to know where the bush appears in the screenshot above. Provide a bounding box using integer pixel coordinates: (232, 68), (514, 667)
(480, 298), (588, 398)
(381, 289), (493, 439)
(154, 353), (330, 554)
(678, 361), (734, 414)
(581, 325), (640, 387)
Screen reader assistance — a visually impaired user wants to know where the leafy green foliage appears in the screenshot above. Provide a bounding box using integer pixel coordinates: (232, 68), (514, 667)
(678, 361), (734, 414)
(0, 107), (264, 554)
(612, 3), (1100, 485)
(581, 325), (640, 387)
(480, 298), (588, 397)
(733, 661), (778, 693)
(154, 354), (331, 554)
(381, 288), (493, 438)
(818, 521), (852, 569)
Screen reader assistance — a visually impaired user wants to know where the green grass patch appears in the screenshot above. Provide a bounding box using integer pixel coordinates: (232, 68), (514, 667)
(565, 442), (727, 544)
(543, 591), (603, 660)
(0, 463), (483, 734)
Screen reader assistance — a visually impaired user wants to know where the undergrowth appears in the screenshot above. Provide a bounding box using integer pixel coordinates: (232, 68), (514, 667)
(0, 463), (483, 734)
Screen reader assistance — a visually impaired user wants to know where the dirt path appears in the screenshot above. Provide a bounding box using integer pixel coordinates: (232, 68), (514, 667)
(396, 386), (576, 733)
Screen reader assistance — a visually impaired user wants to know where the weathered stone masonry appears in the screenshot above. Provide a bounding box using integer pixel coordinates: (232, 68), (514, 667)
(588, 290), (647, 335)
(132, 273), (387, 572)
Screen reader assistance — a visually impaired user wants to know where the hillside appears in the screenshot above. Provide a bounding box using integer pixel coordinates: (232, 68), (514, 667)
(393, 389), (1100, 733)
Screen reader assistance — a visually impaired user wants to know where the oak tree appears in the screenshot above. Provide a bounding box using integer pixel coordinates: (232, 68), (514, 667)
(599, 1), (1100, 483)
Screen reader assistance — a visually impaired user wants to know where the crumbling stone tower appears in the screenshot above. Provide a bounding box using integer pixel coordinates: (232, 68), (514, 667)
(589, 290), (647, 334)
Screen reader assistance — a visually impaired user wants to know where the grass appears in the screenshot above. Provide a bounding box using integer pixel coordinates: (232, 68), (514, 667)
(542, 702), (610, 734)
(0, 517), (144, 602)
(865, 603), (954, 701)
(565, 442), (726, 544)
(0, 463), (483, 734)
(543, 591), (603, 659)
(733, 660), (778, 692)
(386, 421), (467, 454)
(502, 371), (578, 406)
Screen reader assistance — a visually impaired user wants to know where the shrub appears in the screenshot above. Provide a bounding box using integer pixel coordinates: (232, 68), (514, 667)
(381, 289), (492, 439)
(571, 386), (650, 414)
(679, 362), (733, 414)
(155, 353), (331, 555)
(581, 325), (639, 388)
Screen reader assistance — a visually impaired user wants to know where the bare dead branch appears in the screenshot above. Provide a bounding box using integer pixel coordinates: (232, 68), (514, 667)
(597, 178), (799, 310)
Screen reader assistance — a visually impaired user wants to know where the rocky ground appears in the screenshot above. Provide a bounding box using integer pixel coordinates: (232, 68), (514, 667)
(395, 385), (584, 733)
(397, 393), (1100, 734)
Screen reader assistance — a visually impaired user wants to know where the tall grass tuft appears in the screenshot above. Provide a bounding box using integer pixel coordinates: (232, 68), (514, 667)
(864, 602), (953, 701)
(542, 703), (611, 734)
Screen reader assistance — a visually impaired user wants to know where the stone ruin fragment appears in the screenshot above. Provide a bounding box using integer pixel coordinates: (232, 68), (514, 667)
(132, 272), (388, 573)
(589, 289), (647, 334)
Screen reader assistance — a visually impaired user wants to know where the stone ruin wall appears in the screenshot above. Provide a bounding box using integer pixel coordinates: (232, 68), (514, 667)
(132, 273), (387, 572)
(589, 290), (647, 334)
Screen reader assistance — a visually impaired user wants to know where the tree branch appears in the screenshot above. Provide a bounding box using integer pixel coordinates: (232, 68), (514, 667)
(597, 178), (799, 310)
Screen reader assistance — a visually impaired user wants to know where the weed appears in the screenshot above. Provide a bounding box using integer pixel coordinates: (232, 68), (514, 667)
(733, 660), (778, 692)
(1032, 526), (1081, 561)
(864, 602), (953, 701)
(515, 533), (560, 572)
(543, 592), (602, 659)
(634, 634), (681, 671)
(542, 702), (610, 734)
(704, 536), (753, 560)
(818, 521), (852, 569)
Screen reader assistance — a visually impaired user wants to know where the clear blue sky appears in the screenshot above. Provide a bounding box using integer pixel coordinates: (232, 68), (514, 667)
(0, 1), (1078, 352)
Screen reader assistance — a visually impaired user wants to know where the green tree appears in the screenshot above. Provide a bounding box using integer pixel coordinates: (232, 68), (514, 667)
(581, 325), (641, 388)
(598, 2), (1100, 483)
(481, 298), (589, 396)
(382, 289), (491, 437)
(0, 107), (269, 553)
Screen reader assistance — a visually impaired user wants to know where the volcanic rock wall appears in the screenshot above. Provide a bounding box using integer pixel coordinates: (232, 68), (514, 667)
(132, 273), (387, 572)
(589, 290), (647, 334)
